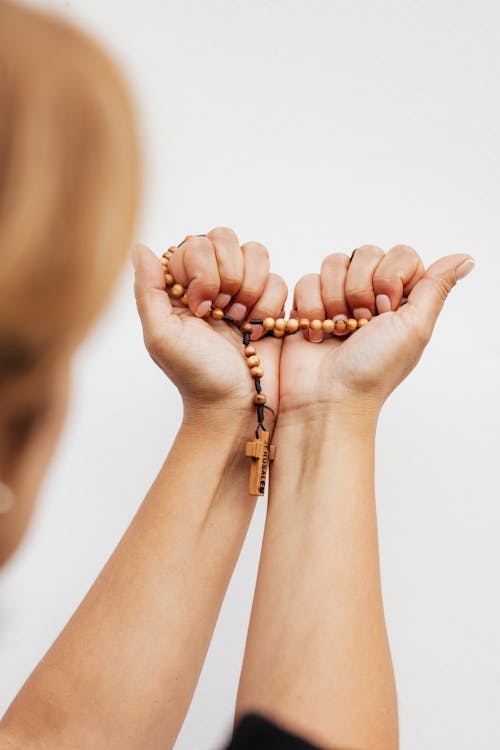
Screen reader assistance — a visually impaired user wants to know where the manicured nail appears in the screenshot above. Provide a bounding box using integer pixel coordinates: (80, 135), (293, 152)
(455, 258), (475, 281)
(309, 329), (324, 343)
(333, 313), (349, 336)
(226, 302), (247, 320)
(250, 324), (264, 340)
(213, 292), (232, 308)
(195, 300), (212, 318)
(376, 294), (392, 314)
(353, 307), (372, 320)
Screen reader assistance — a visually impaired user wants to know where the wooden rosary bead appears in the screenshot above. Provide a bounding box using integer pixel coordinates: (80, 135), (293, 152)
(274, 318), (286, 331)
(263, 317), (275, 331)
(180, 294), (188, 305)
(299, 318), (310, 330)
(357, 318), (369, 327)
(322, 319), (335, 333)
(170, 283), (185, 298)
(253, 393), (267, 405)
(244, 344), (257, 357)
(211, 308), (224, 321)
(250, 366), (264, 378)
(310, 319), (323, 332)
(241, 322), (253, 333)
(164, 273), (175, 287)
(285, 318), (299, 333)
(334, 319), (347, 333)
(346, 318), (358, 331)
(161, 257), (170, 267)
(273, 328), (285, 338)
(246, 355), (260, 368)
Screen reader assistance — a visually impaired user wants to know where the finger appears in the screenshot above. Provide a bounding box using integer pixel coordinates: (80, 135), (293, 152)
(225, 241), (270, 322)
(206, 226), (245, 309)
(294, 273), (325, 343)
(345, 244), (385, 319)
(182, 236), (221, 317)
(167, 242), (188, 287)
(402, 254), (475, 342)
(320, 252), (351, 335)
(373, 244), (425, 314)
(246, 273), (288, 341)
(133, 243), (175, 351)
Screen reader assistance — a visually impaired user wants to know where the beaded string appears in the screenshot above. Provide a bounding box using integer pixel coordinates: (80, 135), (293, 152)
(160, 236), (373, 494)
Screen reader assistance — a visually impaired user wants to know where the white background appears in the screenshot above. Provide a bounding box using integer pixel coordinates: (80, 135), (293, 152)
(1, 1), (499, 748)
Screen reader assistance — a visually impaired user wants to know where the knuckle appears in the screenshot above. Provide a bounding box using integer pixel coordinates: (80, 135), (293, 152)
(237, 283), (262, 301)
(185, 235), (211, 253)
(388, 243), (419, 259)
(373, 274), (399, 291)
(345, 285), (374, 301)
(296, 272), (319, 287)
(322, 293), (347, 309)
(207, 226), (238, 243)
(321, 252), (350, 270)
(270, 272), (288, 299)
(219, 272), (242, 294)
(194, 277), (220, 298)
(352, 244), (385, 260)
(242, 241), (270, 260)
(433, 275), (454, 302)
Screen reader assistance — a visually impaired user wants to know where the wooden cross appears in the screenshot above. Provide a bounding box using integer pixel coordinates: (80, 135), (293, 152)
(245, 429), (276, 496)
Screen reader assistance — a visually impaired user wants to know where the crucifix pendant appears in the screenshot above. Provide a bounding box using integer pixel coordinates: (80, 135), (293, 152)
(245, 429), (276, 496)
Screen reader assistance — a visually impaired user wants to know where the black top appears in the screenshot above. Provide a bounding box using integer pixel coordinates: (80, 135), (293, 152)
(225, 713), (325, 750)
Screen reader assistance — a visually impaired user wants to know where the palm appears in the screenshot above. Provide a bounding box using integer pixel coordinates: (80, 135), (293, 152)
(279, 308), (425, 408)
(154, 302), (282, 414)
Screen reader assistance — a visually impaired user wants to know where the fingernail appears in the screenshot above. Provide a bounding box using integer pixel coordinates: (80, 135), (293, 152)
(226, 302), (247, 321)
(309, 329), (324, 343)
(333, 313), (349, 336)
(376, 294), (392, 314)
(250, 324), (264, 340)
(213, 292), (232, 308)
(353, 307), (372, 320)
(195, 300), (212, 317)
(455, 258), (475, 281)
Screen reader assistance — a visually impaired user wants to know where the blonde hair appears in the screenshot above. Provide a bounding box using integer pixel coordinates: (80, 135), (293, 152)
(0, 1), (140, 438)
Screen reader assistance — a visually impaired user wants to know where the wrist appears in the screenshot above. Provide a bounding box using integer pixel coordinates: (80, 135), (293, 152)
(181, 396), (273, 439)
(276, 394), (381, 434)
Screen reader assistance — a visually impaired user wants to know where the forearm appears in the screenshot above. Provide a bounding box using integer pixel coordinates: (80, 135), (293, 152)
(236, 402), (398, 750)
(1, 407), (258, 749)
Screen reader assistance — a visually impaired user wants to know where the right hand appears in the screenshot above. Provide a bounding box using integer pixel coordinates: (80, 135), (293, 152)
(133, 227), (287, 425)
(279, 244), (475, 414)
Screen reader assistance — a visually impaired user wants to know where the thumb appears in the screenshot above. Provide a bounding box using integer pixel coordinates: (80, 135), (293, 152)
(404, 253), (475, 333)
(133, 243), (175, 344)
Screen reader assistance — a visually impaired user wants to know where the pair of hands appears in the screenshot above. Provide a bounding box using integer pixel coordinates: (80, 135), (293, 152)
(133, 227), (474, 426)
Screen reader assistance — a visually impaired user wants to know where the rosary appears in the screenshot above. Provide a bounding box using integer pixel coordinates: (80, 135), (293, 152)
(161, 237), (371, 497)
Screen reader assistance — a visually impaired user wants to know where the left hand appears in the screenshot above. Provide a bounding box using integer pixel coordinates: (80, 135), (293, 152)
(279, 244), (474, 416)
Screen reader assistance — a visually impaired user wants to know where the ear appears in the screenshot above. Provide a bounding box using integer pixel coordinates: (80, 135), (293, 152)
(0, 356), (72, 568)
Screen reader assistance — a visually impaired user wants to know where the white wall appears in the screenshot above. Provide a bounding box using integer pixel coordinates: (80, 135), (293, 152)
(1, 1), (499, 748)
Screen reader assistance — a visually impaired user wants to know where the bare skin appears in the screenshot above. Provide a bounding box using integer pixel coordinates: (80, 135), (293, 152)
(236, 247), (474, 750)
(0, 228), (287, 749)
(0, 232), (474, 750)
